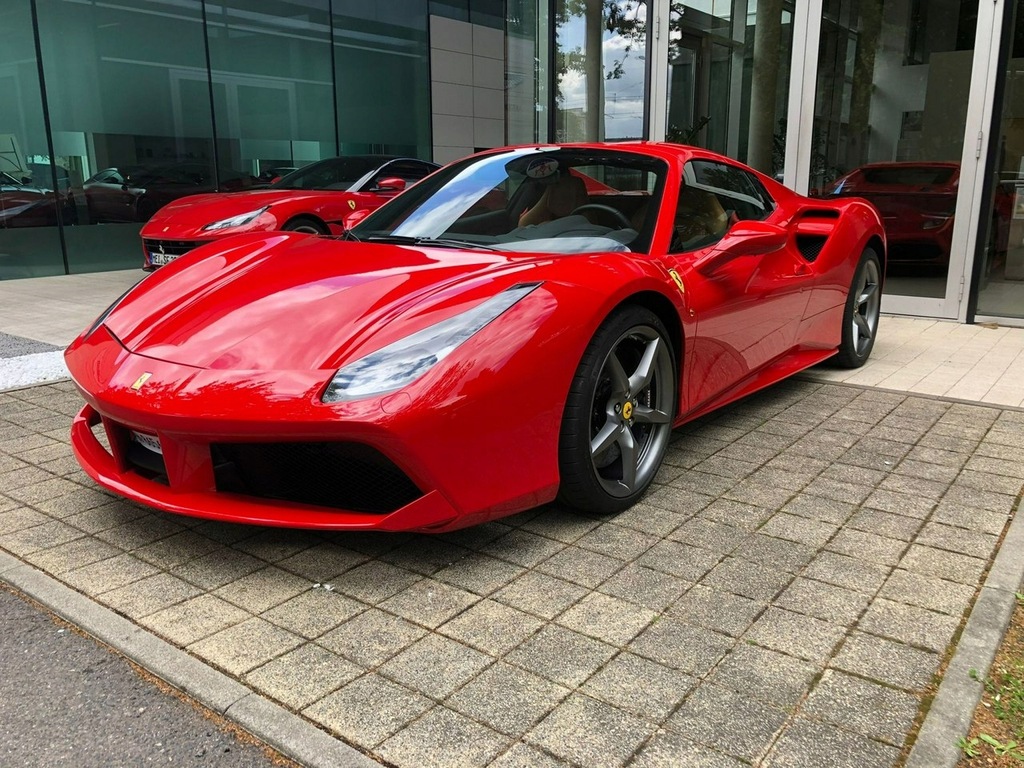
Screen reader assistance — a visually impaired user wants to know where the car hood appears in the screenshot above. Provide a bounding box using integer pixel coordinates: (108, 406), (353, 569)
(144, 189), (336, 228)
(103, 232), (552, 371)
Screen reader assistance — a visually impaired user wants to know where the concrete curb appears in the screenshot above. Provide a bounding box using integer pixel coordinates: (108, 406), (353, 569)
(905, 495), (1024, 768)
(0, 550), (380, 768)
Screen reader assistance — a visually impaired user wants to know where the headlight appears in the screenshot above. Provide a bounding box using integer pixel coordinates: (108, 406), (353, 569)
(201, 206), (269, 231)
(322, 282), (541, 402)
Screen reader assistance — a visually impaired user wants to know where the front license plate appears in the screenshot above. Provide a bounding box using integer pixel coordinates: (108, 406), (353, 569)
(149, 251), (178, 267)
(131, 431), (162, 455)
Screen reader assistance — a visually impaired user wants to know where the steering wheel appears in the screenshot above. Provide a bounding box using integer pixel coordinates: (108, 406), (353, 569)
(569, 204), (633, 229)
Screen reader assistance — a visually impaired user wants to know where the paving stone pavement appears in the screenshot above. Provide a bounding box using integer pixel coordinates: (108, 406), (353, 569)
(1, 378), (1023, 767)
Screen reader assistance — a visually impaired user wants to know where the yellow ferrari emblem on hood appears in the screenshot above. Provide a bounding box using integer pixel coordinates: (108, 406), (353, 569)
(668, 269), (685, 294)
(130, 372), (152, 391)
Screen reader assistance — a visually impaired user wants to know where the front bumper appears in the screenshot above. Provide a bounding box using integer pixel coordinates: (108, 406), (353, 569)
(64, 326), (561, 532)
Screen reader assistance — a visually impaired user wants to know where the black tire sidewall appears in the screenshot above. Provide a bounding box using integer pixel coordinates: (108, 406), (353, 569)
(836, 247), (881, 368)
(557, 305), (676, 514)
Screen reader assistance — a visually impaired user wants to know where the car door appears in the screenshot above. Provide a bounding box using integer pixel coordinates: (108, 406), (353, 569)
(667, 159), (815, 412)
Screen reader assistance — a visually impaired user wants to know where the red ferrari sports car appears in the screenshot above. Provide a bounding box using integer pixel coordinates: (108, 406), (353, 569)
(818, 161), (957, 267)
(66, 142), (885, 532)
(138, 155), (439, 270)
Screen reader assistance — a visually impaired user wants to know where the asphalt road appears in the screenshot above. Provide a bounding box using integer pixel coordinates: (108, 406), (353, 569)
(0, 584), (297, 767)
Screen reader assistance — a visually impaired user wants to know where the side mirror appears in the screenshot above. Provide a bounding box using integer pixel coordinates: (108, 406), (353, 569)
(373, 176), (406, 193)
(343, 207), (372, 230)
(693, 221), (788, 273)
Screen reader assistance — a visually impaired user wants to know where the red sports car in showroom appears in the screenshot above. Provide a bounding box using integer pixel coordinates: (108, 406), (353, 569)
(818, 161), (957, 267)
(138, 155), (439, 270)
(65, 142), (885, 532)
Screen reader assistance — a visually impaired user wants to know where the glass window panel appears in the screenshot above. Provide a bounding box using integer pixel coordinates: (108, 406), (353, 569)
(0, 1), (65, 278)
(508, 0), (545, 143)
(666, 1), (793, 174)
(205, 1), (335, 180)
(333, 2), (431, 158)
(36, 0), (215, 273)
(808, 0), (979, 301)
(977, 0), (1024, 319)
(554, 0), (649, 141)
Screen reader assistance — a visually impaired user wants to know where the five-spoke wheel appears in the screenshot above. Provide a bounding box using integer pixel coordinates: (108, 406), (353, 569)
(836, 247), (882, 368)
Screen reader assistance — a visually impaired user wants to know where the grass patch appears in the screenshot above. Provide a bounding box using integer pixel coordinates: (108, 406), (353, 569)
(958, 593), (1024, 765)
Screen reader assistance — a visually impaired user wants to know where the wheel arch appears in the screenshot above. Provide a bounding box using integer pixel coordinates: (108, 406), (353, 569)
(865, 234), (886, 281)
(282, 213), (329, 233)
(604, 289), (684, 418)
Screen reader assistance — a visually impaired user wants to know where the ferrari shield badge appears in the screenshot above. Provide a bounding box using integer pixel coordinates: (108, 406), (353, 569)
(348, 199), (356, 210)
(668, 269), (685, 295)
(130, 372), (152, 391)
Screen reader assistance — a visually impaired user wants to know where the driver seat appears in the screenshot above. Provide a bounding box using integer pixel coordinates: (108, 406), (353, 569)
(518, 174), (589, 226)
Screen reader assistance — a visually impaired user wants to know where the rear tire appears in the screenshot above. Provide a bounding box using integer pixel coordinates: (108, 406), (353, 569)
(557, 306), (677, 514)
(835, 247), (882, 368)
(283, 217), (328, 235)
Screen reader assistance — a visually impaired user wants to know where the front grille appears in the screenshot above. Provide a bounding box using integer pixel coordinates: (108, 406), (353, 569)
(211, 442), (422, 514)
(125, 440), (169, 484)
(143, 239), (211, 258)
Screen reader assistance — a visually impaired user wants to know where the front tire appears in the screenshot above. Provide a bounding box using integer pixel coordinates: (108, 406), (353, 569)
(835, 247), (882, 368)
(558, 306), (677, 514)
(283, 217), (328, 235)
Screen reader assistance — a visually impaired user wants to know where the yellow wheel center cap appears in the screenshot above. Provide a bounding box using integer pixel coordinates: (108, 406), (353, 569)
(622, 401), (633, 420)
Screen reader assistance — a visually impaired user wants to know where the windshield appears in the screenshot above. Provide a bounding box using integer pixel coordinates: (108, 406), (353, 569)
(272, 157), (385, 191)
(349, 147), (667, 254)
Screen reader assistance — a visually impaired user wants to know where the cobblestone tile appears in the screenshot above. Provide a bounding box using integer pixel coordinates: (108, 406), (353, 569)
(734, 533), (817, 574)
(599, 563), (691, 612)
(643, 486), (716, 517)
(304, 673), (432, 747)
(527, 694), (655, 768)
(488, 743), (573, 768)
(317, 608), (426, 668)
(701, 556), (793, 601)
(379, 578), (479, 629)
(141, 593), (250, 646)
(611, 501), (689, 537)
(439, 600), (543, 656)
(170, 547), (265, 590)
(189, 616), (303, 676)
(536, 546), (624, 588)
(556, 591), (656, 646)
(213, 565), (311, 613)
(846, 508), (923, 541)
(858, 598), (960, 653)
(776, 577), (870, 626)
(707, 643), (818, 709)
(481, 529), (566, 568)
(827, 529), (906, 567)
(580, 652), (695, 721)
(667, 518), (744, 555)
(629, 618), (731, 676)
(699, 498), (773, 531)
(331, 560), (422, 604)
(506, 625), (616, 687)
(900, 544), (987, 585)
(0, 519), (81, 554)
(916, 521), (1000, 560)
(492, 571), (589, 620)
(804, 670), (918, 746)
(246, 642), (359, 710)
(260, 588), (364, 639)
(764, 717), (900, 768)
(668, 583), (766, 637)
(432, 553), (526, 596)
(101, 572), (202, 618)
(380, 634), (492, 699)
(878, 568), (973, 618)
(664, 683), (789, 762)
(231, 529), (321, 564)
(62, 552), (159, 594)
(759, 513), (838, 547)
(931, 502), (1009, 535)
(782, 494), (857, 525)
(637, 540), (722, 581)
(23, 535), (120, 574)
(446, 662), (570, 736)
(832, 631), (940, 691)
(745, 607), (848, 663)
(378, 706), (510, 767)
(955, 470), (1023, 497)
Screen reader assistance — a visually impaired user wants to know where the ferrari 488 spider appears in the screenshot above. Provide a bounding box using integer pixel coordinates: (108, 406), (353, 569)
(66, 142), (885, 532)
(138, 155), (439, 270)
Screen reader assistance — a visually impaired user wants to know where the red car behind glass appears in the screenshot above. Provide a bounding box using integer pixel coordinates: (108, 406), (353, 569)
(138, 155), (439, 270)
(818, 161), (958, 268)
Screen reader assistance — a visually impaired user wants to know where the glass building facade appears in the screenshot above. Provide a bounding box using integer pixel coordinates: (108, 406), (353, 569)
(3, 0), (1023, 325)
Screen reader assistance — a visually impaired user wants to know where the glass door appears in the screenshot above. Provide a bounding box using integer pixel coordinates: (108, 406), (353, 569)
(974, 0), (1024, 324)
(802, 0), (1002, 319)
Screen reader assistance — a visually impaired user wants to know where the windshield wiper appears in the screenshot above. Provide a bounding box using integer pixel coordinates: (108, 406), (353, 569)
(364, 235), (497, 251)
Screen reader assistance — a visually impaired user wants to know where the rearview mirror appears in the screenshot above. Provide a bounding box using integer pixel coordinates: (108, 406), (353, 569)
(693, 221), (788, 272)
(373, 176), (406, 193)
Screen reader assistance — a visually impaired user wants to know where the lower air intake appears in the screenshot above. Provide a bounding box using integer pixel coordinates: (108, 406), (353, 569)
(211, 441), (422, 514)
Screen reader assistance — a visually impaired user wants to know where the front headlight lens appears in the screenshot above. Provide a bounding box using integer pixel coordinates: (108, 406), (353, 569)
(323, 282), (540, 402)
(201, 206), (269, 231)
